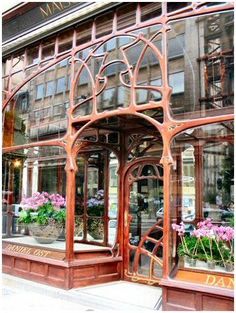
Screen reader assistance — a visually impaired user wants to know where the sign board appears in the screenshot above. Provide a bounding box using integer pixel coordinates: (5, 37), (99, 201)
(3, 2), (88, 42)
(176, 269), (234, 290)
(3, 242), (65, 260)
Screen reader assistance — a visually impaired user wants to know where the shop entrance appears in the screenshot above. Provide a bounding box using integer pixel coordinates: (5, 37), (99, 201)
(123, 160), (164, 285)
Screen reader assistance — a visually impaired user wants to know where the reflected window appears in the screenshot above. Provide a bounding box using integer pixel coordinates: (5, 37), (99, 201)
(171, 122), (234, 272)
(56, 77), (66, 94)
(45, 81), (54, 97)
(169, 72), (184, 94)
(168, 11), (234, 119)
(36, 84), (44, 100)
(181, 145), (195, 222)
(168, 34), (185, 59)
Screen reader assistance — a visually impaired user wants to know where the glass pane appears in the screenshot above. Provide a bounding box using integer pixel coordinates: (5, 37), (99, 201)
(87, 218), (104, 242)
(42, 39), (55, 60)
(128, 135), (163, 161)
(12, 53), (25, 74)
(58, 30), (73, 53)
(140, 3), (162, 22)
(27, 46), (39, 66)
(2, 146), (66, 252)
(203, 141), (234, 222)
(129, 248), (136, 273)
(117, 3), (136, 30)
(141, 165), (156, 177)
(108, 219), (117, 246)
(153, 261), (163, 278)
(109, 153), (118, 219)
(3, 60), (70, 148)
(182, 145), (195, 222)
(75, 157), (85, 216)
(74, 216), (83, 239)
(171, 121), (234, 273)
(138, 253), (151, 276)
(168, 11), (234, 119)
(129, 178), (163, 246)
(76, 21), (92, 46)
(95, 12), (113, 38)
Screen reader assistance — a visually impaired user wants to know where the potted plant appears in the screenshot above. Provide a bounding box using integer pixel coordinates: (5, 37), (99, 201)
(173, 218), (234, 272)
(214, 225), (234, 272)
(87, 190), (104, 240)
(191, 219), (218, 269)
(172, 222), (198, 266)
(18, 192), (66, 244)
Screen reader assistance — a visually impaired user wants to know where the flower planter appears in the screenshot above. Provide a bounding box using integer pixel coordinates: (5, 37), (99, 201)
(207, 260), (216, 270)
(88, 219), (104, 240)
(189, 258), (197, 267)
(75, 222), (83, 237)
(184, 256), (191, 264)
(225, 262), (234, 272)
(18, 192), (66, 243)
(28, 223), (62, 244)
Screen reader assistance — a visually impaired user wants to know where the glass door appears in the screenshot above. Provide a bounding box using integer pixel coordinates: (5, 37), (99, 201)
(124, 162), (164, 285)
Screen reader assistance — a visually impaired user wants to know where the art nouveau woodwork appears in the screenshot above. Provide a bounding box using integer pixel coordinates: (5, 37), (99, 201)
(2, 2), (234, 310)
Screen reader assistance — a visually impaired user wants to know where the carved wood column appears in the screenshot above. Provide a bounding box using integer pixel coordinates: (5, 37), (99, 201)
(161, 156), (172, 278)
(118, 131), (126, 279)
(65, 150), (78, 261)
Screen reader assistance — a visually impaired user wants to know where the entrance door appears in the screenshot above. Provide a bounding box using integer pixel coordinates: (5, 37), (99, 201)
(124, 161), (164, 285)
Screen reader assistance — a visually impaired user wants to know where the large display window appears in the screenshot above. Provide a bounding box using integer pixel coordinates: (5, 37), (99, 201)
(168, 11), (234, 119)
(170, 121), (234, 272)
(74, 150), (119, 246)
(2, 146), (67, 254)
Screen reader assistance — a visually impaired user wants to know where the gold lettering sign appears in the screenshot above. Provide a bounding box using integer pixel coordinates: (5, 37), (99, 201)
(205, 274), (234, 289)
(6, 244), (51, 258)
(3, 242), (65, 261)
(176, 270), (234, 290)
(40, 2), (73, 18)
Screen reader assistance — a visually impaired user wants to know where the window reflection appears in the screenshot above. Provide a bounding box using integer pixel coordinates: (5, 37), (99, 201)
(129, 178), (163, 245)
(171, 122), (234, 273)
(75, 151), (119, 246)
(2, 146), (66, 250)
(181, 145), (195, 222)
(3, 61), (70, 148)
(203, 141), (234, 222)
(171, 121), (234, 225)
(168, 11), (234, 119)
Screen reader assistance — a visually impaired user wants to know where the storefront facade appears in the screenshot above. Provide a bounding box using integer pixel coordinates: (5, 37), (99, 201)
(2, 2), (234, 311)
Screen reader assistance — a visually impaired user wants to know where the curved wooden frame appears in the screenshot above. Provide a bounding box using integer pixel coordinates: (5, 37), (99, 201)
(2, 3), (234, 280)
(123, 159), (164, 285)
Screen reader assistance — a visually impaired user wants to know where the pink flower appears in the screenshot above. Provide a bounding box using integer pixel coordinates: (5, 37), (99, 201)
(20, 192), (65, 211)
(172, 222), (185, 236)
(213, 225), (234, 241)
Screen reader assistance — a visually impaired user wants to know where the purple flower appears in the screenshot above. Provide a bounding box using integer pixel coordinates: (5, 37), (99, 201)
(87, 190), (104, 208)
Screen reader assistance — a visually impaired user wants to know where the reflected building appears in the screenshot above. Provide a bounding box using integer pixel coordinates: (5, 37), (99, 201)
(2, 2), (234, 311)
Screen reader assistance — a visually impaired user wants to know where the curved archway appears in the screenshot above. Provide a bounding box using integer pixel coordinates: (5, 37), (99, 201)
(123, 158), (164, 285)
(73, 114), (163, 280)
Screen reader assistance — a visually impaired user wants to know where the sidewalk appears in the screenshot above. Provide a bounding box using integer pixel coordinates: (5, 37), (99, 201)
(1, 274), (162, 313)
